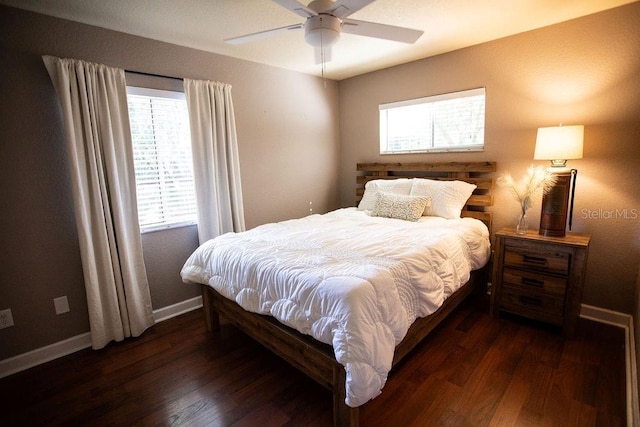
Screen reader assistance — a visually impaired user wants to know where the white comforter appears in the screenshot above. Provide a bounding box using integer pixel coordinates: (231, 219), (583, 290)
(181, 208), (490, 407)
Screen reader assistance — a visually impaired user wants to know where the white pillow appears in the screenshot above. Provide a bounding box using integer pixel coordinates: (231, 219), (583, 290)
(371, 192), (431, 221)
(357, 178), (413, 211)
(410, 178), (477, 219)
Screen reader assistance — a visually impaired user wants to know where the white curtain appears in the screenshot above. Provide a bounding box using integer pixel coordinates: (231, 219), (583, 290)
(43, 56), (154, 349)
(184, 78), (245, 243)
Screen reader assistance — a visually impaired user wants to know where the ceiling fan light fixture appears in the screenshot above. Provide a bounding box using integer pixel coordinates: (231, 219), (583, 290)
(304, 14), (341, 47)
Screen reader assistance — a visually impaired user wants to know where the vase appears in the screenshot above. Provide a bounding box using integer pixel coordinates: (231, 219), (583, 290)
(516, 210), (528, 235)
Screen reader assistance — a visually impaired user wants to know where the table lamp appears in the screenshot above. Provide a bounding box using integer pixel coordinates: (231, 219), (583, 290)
(533, 124), (584, 237)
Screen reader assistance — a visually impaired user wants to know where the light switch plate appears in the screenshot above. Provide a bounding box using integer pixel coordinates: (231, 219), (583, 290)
(0, 308), (14, 329)
(54, 296), (70, 314)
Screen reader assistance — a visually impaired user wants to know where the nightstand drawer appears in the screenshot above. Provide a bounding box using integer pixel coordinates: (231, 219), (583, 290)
(503, 268), (567, 297)
(500, 286), (565, 324)
(504, 246), (570, 275)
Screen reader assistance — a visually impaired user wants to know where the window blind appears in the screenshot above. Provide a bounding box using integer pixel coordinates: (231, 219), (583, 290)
(126, 87), (197, 232)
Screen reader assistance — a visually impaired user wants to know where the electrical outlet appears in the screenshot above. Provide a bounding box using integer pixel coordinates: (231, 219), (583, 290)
(54, 296), (70, 315)
(0, 308), (15, 329)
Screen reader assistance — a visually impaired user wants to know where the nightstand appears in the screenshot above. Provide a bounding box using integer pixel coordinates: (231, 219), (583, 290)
(490, 228), (591, 337)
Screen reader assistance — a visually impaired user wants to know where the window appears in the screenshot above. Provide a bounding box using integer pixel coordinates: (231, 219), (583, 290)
(126, 87), (196, 232)
(379, 87), (485, 154)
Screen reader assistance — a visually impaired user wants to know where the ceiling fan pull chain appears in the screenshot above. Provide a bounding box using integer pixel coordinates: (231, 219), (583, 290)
(320, 19), (327, 87)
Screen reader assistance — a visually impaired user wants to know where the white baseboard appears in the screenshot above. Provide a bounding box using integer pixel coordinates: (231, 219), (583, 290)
(580, 303), (631, 328)
(0, 332), (92, 380)
(152, 295), (203, 323)
(580, 304), (639, 427)
(628, 321), (640, 427)
(0, 295), (203, 379)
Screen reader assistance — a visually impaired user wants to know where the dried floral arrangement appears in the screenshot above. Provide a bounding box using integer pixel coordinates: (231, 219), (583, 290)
(497, 165), (557, 215)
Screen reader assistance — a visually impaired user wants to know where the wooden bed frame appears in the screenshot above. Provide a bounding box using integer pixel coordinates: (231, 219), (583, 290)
(200, 162), (496, 427)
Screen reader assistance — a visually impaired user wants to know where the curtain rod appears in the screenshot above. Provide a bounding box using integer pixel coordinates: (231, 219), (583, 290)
(125, 69), (183, 81)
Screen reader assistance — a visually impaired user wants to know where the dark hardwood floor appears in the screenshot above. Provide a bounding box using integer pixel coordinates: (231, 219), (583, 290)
(0, 293), (626, 426)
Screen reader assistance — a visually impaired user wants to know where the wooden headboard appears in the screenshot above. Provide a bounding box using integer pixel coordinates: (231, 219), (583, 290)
(357, 162), (496, 232)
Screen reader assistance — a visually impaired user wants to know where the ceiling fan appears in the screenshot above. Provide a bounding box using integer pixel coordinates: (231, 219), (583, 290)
(224, 0), (424, 64)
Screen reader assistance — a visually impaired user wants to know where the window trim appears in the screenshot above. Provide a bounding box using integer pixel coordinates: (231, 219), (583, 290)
(127, 86), (186, 101)
(379, 87), (486, 155)
(139, 220), (196, 234)
(126, 86), (197, 234)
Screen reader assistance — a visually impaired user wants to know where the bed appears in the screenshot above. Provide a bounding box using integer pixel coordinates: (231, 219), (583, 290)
(181, 162), (496, 426)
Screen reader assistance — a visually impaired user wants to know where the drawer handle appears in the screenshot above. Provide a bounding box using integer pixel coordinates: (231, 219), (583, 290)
(518, 295), (542, 307)
(522, 255), (547, 266)
(520, 277), (544, 288)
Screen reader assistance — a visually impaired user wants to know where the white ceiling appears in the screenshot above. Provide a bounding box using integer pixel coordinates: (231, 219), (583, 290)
(1, 0), (635, 80)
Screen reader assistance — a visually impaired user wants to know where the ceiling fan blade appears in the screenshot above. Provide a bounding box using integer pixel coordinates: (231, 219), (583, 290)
(325, 0), (375, 18)
(224, 23), (304, 45)
(272, 0), (317, 18)
(314, 46), (333, 64)
(342, 18), (424, 43)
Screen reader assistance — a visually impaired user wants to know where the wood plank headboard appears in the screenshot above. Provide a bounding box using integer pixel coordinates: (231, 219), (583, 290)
(356, 162), (497, 232)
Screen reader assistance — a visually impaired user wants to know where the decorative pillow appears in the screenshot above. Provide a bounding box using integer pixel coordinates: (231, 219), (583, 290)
(357, 178), (413, 211)
(371, 192), (431, 221)
(410, 178), (477, 219)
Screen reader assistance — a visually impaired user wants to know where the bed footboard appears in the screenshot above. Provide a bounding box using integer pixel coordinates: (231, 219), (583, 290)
(201, 285), (359, 427)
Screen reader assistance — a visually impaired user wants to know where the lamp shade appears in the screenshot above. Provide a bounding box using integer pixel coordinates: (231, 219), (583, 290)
(534, 125), (584, 165)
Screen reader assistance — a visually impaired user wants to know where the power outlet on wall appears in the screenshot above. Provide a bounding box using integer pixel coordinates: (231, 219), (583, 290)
(0, 308), (15, 329)
(54, 296), (70, 315)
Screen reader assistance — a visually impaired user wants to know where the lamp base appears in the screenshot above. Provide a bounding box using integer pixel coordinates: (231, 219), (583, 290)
(539, 172), (572, 237)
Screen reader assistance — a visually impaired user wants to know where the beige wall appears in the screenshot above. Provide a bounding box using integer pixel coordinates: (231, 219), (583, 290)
(0, 5), (340, 359)
(338, 3), (640, 313)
